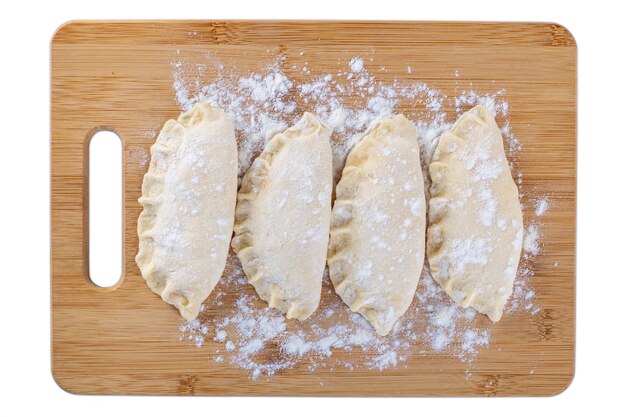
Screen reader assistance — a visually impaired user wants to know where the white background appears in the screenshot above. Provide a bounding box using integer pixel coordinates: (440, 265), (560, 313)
(1, 0), (623, 414)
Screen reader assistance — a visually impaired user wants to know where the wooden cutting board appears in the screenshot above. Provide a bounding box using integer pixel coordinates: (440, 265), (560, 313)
(51, 20), (576, 396)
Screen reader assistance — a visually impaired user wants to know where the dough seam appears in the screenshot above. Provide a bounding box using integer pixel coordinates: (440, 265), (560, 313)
(427, 105), (523, 322)
(232, 112), (331, 320)
(136, 103), (237, 320)
(328, 115), (426, 336)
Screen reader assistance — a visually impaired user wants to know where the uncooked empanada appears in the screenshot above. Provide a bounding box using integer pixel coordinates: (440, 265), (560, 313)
(232, 113), (333, 320)
(136, 103), (238, 321)
(328, 115), (426, 336)
(427, 104), (523, 322)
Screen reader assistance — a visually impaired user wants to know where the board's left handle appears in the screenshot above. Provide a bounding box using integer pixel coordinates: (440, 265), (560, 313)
(87, 129), (123, 289)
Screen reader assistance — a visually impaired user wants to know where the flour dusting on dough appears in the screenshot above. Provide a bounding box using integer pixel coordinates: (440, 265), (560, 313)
(170, 54), (548, 380)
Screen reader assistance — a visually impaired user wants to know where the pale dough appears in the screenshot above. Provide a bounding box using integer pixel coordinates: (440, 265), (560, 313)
(231, 112), (333, 320)
(427, 105), (523, 322)
(328, 115), (426, 336)
(136, 103), (238, 321)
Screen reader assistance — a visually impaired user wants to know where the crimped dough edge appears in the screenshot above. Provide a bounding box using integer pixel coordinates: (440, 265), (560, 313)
(328, 115), (420, 336)
(231, 112), (328, 321)
(135, 103), (229, 321)
(427, 104), (519, 322)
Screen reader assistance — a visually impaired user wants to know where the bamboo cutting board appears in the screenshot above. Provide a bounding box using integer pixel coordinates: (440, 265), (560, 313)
(51, 21), (576, 396)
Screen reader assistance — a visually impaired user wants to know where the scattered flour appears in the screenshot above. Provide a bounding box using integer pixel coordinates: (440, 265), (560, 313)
(169, 54), (547, 380)
(534, 197), (550, 216)
(523, 223), (541, 257)
(349, 57), (364, 73)
(179, 319), (209, 348)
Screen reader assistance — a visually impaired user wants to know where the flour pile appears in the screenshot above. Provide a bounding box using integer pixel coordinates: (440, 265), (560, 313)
(171, 53), (546, 379)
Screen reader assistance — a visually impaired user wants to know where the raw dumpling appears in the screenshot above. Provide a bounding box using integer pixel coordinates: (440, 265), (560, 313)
(427, 105), (523, 322)
(231, 113), (333, 320)
(328, 115), (426, 336)
(136, 103), (238, 321)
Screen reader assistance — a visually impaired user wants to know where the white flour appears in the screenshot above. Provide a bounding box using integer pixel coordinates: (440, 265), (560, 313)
(523, 223), (541, 257)
(171, 54), (548, 380)
(535, 196), (551, 216)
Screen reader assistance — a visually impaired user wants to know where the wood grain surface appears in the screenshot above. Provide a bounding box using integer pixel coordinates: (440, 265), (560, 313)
(51, 20), (576, 396)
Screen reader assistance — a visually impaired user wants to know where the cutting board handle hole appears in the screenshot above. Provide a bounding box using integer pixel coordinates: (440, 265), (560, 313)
(88, 130), (122, 289)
